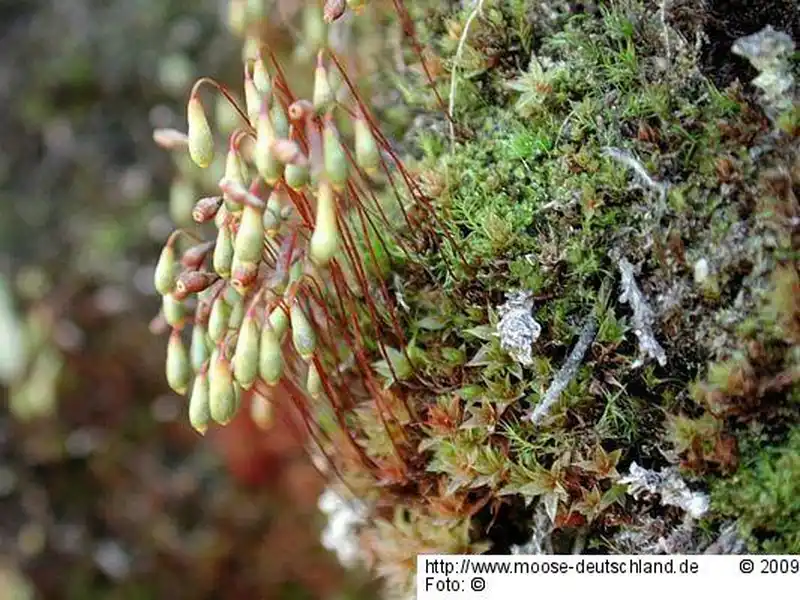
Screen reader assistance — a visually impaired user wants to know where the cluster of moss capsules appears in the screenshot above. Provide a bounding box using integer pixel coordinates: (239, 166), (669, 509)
(151, 47), (389, 436)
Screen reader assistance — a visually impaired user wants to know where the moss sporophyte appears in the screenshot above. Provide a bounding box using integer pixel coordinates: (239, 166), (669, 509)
(151, 0), (800, 596)
(151, 1), (465, 491)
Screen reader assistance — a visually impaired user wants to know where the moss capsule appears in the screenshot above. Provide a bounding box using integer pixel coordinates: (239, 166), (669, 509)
(290, 301), (317, 361)
(306, 360), (323, 399)
(192, 196), (223, 223)
(154, 243), (177, 296)
(355, 111), (380, 175)
(162, 293), (186, 329)
(230, 258), (259, 296)
(233, 312), (260, 389)
(234, 203), (264, 264)
(227, 292), (245, 330)
(190, 323), (211, 371)
(188, 372), (211, 435)
(166, 330), (192, 395)
(253, 56), (271, 95)
(323, 116), (348, 190)
(269, 305), (290, 339)
(313, 52), (334, 113)
(258, 319), (284, 385)
(208, 295), (231, 343)
(309, 180), (338, 267)
(209, 351), (238, 425)
(254, 101), (283, 185)
(221, 147), (247, 213)
(271, 102), (290, 139)
(244, 70), (261, 127)
(250, 393), (273, 430)
(213, 225), (235, 279)
(284, 162), (310, 191)
(187, 95), (214, 168)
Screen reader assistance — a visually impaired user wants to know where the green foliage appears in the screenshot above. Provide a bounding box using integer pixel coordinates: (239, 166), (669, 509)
(712, 427), (800, 552)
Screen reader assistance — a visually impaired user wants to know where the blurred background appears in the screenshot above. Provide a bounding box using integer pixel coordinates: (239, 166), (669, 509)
(0, 1), (382, 598)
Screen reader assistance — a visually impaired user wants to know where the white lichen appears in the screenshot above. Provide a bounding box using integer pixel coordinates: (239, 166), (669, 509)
(524, 313), (596, 424)
(619, 462), (709, 519)
(317, 487), (369, 569)
(617, 257), (667, 367)
(731, 26), (796, 118)
(496, 290), (542, 366)
(603, 147), (669, 203)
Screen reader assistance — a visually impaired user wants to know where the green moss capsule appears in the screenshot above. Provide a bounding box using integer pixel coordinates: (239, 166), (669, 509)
(154, 243), (177, 296)
(306, 360), (323, 399)
(187, 95), (214, 168)
(190, 323), (211, 371)
(309, 180), (338, 267)
(323, 117), (348, 190)
(269, 305), (290, 339)
(290, 302), (316, 361)
(284, 162), (310, 191)
(355, 112), (380, 175)
(254, 101), (283, 184)
(188, 372), (211, 435)
(213, 224), (234, 279)
(313, 52), (334, 113)
(258, 319), (284, 385)
(252, 56), (271, 95)
(221, 147), (246, 213)
(271, 102), (290, 139)
(244, 72), (261, 127)
(233, 312), (260, 389)
(208, 295), (231, 343)
(227, 291), (245, 329)
(209, 351), (238, 425)
(162, 293), (186, 329)
(234, 203), (264, 264)
(250, 393), (273, 430)
(166, 330), (192, 395)
(230, 257), (259, 296)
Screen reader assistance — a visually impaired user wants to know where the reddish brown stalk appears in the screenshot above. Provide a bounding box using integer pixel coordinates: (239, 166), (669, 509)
(190, 77), (252, 132)
(343, 184), (429, 388)
(263, 46), (298, 106)
(282, 364), (378, 472)
(255, 377), (365, 490)
(284, 184), (316, 229)
(390, 0), (451, 120)
(325, 260), (414, 437)
(326, 51), (471, 271)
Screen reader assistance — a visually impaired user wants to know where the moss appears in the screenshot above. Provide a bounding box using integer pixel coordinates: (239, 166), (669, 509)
(361, 0), (800, 561)
(711, 426), (800, 552)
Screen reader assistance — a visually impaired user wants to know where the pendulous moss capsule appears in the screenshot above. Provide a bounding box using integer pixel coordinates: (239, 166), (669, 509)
(208, 294), (232, 343)
(258, 318), (284, 385)
(153, 243), (177, 296)
(190, 323), (211, 371)
(323, 116), (348, 190)
(187, 95), (214, 168)
(188, 371), (211, 434)
(233, 311), (260, 389)
(166, 329), (192, 395)
(213, 224), (235, 279)
(208, 350), (239, 424)
(309, 179), (339, 267)
(290, 301), (317, 361)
